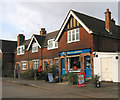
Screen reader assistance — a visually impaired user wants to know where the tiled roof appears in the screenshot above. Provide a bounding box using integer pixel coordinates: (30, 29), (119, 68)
(34, 35), (46, 47)
(0, 40), (17, 53)
(43, 30), (59, 47)
(72, 10), (119, 38)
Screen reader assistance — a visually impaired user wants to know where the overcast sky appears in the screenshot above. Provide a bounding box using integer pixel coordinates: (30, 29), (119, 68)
(0, 0), (119, 41)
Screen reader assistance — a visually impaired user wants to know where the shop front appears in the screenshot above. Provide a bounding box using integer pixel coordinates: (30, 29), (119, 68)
(59, 49), (92, 78)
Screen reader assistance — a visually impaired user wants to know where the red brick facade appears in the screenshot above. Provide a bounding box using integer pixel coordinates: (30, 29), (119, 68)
(15, 9), (120, 78)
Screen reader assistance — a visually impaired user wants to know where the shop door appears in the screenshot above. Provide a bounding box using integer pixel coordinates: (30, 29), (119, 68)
(61, 58), (65, 75)
(101, 57), (113, 81)
(85, 56), (91, 78)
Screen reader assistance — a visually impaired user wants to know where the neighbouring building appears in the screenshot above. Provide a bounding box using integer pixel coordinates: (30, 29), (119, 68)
(15, 9), (120, 82)
(0, 40), (17, 77)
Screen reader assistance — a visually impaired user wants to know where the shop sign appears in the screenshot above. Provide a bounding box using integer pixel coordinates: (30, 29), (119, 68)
(59, 49), (90, 56)
(48, 73), (54, 83)
(77, 72), (85, 87)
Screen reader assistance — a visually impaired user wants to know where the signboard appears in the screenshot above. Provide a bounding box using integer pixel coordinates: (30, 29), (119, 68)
(77, 73), (85, 87)
(59, 49), (90, 56)
(48, 73), (54, 83)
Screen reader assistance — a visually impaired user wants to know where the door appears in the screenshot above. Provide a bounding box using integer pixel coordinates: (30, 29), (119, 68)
(61, 58), (65, 75)
(101, 57), (113, 81)
(84, 56), (91, 78)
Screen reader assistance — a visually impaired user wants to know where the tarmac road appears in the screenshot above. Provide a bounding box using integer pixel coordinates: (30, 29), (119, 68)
(2, 81), (89, 98)
(2, 77), (119, 99)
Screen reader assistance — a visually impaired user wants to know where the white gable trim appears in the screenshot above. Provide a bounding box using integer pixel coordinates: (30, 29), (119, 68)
(55, 10), (93, 41)
(27, 35), (41, 51)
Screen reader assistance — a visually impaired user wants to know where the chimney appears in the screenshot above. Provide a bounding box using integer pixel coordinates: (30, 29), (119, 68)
(17, 34), (25, 47)
(40, 28), (46, 36)
(105, 9), (111, 32)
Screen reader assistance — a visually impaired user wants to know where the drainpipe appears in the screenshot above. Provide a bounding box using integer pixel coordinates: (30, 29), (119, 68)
(41, 46), (43, 68)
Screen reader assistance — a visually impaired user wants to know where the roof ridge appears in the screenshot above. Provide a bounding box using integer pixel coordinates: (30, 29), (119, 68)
(47, 30), (60, 34)
(72, 10), (105, 23)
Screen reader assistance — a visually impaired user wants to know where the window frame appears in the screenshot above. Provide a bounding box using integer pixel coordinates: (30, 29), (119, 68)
(21, 61), (27, 70)
(67, 28), (80, 43)
(33, 59), (39, 69)
(17, 45), (25, 55)
(32, 42), (38, 53)
(47, 38), (58, 50)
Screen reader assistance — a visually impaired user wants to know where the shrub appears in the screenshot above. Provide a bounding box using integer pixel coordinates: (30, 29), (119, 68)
(69, 72), (77, 85)
(20, 69), (34, 80)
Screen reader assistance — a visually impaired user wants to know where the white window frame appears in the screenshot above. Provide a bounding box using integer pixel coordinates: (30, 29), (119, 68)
(32, 42), (38, 53)
(17, 45), (25, 55)
(67, 28), (80, 43)
(33, 59), (39, 69)
(21, 61), (27, 70)
(47, 38), (58, 50)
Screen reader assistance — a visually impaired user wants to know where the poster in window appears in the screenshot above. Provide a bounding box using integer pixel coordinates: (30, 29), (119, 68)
(77, 72), (85, 87)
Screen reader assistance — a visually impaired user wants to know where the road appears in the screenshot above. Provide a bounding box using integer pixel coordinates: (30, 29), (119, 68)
(2, 78), (119, 99)
(2, 81), (89, 98)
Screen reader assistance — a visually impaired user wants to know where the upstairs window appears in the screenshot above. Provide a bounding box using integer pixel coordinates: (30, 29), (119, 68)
(47, 39), (58, 50)
(33, 60), (39, 69)
(17, 45), (25, 55)
(48, 40), (53, 48)
(67, 28), (80, 43)
(32, 42), (38, 53)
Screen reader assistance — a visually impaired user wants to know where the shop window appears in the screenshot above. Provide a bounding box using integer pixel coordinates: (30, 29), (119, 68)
(22, 61), (27, 70)
(33, 60), (39, 69)
(67, 28), (80, 43)
(32, 42), (38, 53)
(70, 57), (80, 70)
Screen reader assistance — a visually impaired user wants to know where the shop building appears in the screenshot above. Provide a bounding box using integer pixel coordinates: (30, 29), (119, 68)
(15, 9), (120, 80)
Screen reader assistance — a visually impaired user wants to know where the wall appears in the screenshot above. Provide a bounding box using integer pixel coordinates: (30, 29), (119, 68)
(2, 53), (15, 76)
(58, 27), (93, 52)
(93, 52), (120, 82)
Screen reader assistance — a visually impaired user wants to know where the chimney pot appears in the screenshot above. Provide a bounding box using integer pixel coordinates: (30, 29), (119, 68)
(40, 28), (46, 36)
(107, 9), (109, 12)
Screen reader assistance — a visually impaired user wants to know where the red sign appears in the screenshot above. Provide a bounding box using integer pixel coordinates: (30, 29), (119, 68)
(77, 72), (85, 87)
(38, 66), (41, 72)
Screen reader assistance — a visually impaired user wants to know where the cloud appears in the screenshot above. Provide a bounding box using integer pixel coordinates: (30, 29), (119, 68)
(1, 3), (44, 40)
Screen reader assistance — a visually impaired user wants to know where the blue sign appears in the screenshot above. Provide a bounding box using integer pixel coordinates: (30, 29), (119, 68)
(59, 49), (90, 56)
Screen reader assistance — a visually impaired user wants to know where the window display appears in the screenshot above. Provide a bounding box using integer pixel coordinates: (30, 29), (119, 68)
(70, 57), (80, 70)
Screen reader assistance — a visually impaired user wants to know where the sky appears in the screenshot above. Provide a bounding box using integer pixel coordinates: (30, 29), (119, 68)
(0, 0), (119, 41)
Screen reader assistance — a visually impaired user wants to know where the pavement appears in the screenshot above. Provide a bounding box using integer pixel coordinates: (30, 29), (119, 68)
(2, 77), (120, 98)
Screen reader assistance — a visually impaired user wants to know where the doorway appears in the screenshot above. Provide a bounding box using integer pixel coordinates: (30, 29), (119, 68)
(84, 56), (91, 78)
(61, 58), (65, 75)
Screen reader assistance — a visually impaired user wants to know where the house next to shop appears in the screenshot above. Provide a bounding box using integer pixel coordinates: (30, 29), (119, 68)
(15, 9), (120, 82)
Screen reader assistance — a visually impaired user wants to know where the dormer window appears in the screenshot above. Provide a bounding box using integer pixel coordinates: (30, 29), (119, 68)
(67, 28), (80, 43)
(17, 45), (25, 55)
(32, 42), (38, 53)
(47, 39), (58, 50)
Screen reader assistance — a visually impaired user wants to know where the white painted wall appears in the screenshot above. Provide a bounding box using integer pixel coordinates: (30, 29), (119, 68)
(93, 52), (120, 82)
